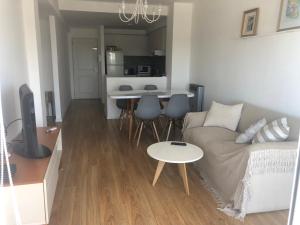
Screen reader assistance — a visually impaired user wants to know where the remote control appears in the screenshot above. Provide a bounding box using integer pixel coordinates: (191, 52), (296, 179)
(46, 127), (57, 133)
(171, 142), (187, 146)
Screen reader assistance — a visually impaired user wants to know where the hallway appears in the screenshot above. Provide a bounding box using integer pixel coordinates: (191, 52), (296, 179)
(49, 100), (288, 225)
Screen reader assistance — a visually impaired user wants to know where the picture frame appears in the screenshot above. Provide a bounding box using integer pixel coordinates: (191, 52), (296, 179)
(278, 0), (300, 31)
(241, 8), (260, 37)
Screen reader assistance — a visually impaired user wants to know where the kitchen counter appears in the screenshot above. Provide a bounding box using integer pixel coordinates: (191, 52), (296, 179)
(105, 76), (168, 119)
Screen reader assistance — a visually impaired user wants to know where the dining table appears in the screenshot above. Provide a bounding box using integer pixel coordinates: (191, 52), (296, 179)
(109, 89), (194, 141)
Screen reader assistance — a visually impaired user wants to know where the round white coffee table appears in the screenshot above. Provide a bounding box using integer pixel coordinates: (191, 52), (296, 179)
(147, 141), (203, 195)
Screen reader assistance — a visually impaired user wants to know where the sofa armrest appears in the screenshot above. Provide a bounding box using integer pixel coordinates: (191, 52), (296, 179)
(245, 141), (298, 153)
(182, 111), (207, 132)
(232, 141), (297, 217)
(244, 141), (298, 175)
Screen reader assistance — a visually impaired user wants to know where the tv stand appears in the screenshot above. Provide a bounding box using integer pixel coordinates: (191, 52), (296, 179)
(3, 127), (62, 225)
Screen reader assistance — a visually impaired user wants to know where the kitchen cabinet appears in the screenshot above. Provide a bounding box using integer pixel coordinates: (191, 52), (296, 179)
(105, 29), (149, 56)
(148, 27), (166, 54)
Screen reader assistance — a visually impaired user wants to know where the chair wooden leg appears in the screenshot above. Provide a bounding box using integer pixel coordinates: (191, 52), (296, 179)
(151, 121), (156, 140)
(173, 119), (176, 139)
(136, 121), (144, 147)
(119, 109), (125, 131)
(158, 117), (164, 129)
(134, 121), (141, 140)
(166, 120), (173, 141)
(152, 121), (160, 142)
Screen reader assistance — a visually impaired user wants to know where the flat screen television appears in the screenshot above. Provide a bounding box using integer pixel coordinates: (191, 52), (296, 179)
(13, 84), (51, 158)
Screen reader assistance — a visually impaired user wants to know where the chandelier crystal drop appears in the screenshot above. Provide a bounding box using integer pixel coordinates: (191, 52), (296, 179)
(119, 0), (162, 24)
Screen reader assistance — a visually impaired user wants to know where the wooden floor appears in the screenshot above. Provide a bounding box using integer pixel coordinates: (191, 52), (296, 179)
(49, 100), (288, 225)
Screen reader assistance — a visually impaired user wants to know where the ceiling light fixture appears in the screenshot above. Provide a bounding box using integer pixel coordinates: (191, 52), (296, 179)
(119, 0), (162, 24)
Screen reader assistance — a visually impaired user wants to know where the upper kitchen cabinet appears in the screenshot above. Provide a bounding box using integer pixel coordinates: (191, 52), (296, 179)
(105, 29), (149, 56)
(148, 27), (166, 55)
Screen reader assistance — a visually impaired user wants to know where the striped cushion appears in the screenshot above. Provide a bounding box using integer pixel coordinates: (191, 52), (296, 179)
(252, 118), (290, 144)
(235, 118), (267, 144)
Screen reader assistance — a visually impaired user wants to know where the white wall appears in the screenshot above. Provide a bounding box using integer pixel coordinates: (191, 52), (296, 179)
(190, 0), (300, 117)
(105, 29), (149, 56)
(39, 11), (54, 93)
(0, 0), (28, 140)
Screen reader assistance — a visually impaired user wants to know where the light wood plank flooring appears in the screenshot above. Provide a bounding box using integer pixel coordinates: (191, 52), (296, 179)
(49, 100), (288, 225)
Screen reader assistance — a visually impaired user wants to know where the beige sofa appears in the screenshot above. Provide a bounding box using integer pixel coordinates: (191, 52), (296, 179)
(183, 103), (299, 219)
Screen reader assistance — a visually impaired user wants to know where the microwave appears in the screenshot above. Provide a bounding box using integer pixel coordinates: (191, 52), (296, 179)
(137, 65), (151, 75)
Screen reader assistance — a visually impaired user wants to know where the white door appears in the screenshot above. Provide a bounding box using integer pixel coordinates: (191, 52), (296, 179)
(73, 38), (100, 99)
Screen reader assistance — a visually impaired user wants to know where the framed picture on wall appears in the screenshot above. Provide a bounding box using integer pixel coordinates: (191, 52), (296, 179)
(241, 8), (260, 37)
(278, 0), (300, 31)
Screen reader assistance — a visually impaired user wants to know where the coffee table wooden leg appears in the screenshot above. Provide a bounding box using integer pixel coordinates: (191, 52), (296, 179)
(152, 161), (165, 186)
(178, 163), (189, 195)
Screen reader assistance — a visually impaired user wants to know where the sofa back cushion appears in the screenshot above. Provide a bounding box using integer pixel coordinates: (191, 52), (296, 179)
(183, 126), (238, 150)
(203, 101), (244, 131)
(238, 104), (300, 141)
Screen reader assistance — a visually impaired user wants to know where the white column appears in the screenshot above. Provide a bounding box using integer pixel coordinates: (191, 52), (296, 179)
(99, 25), (106, 105)
(166, 2), (193, 90)
(49, 16), (62, 122)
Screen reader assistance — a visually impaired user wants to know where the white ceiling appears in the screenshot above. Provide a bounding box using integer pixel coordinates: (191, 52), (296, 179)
(78, 0), (175, 5)
(61, 10), (167, 29)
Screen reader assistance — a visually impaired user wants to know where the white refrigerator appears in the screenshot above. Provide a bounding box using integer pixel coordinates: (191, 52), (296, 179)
(106, 50), (124, 76)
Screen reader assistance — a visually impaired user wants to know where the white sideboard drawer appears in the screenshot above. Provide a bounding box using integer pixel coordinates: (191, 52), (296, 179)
(3, 183), (46, 225)
(44, 147), (60, 222)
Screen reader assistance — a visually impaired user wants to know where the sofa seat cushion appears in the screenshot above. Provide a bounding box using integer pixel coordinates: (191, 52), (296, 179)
(206, 141), (248, 158)
(183, 126), (239, 150)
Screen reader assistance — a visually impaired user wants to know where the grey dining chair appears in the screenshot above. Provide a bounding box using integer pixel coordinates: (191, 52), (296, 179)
(116, 85), (133, 131)
(164, 94), (190, 141)
(134, 95), (161, 147)
(144, 85), (158, 90)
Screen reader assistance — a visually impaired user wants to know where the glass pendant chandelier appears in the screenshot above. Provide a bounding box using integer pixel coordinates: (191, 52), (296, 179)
(119, 0), (162, 24)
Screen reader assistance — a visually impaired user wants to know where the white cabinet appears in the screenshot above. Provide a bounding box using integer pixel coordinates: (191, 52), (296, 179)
(44, 131), (62, 223)
(148, 27), (166, 54)
(105, 33), (149, 56)
(4, 129), (62, 225)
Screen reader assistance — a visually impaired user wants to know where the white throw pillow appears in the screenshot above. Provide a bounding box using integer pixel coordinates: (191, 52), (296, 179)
(235, 118), (267, 144)
(252, 117), (290, 144)
(203, 101), (244, 131)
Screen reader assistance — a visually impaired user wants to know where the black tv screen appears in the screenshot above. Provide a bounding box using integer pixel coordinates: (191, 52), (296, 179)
(13, 84), (51, 158)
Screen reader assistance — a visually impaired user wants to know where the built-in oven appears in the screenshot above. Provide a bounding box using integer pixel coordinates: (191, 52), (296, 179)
(137, 65), (151, 76)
